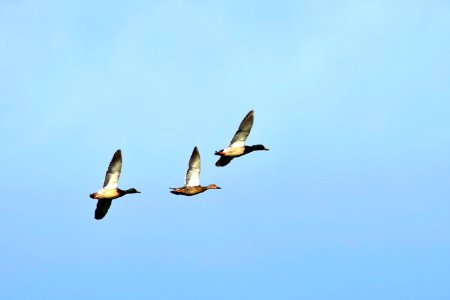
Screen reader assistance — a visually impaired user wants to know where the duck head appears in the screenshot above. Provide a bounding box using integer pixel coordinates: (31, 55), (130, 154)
(207, 184), (221, 190)
(252, 144), (269, 151)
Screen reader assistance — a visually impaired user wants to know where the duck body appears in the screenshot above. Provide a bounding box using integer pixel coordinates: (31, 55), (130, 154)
(170, 147), (221, 197)
(90, 188), (126, 200)
(215, 146), (247, 157)
(215, 145), (267, 157)
(215, 144), (269, 167)
(170, 184), (220, 196)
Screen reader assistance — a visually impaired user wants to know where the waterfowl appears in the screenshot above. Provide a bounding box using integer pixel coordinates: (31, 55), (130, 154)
(170, 146), (221, 196)
(215, 110), (269, 167)
(89, 149), (140, 220)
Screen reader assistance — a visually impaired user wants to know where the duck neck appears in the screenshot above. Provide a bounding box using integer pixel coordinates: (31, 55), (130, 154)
(118, 189), (127, 196)
(244, 145), (266, 154)
(244, 146), (255, 154)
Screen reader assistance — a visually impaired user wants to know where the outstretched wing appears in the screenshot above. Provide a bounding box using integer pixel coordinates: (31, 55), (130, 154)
(95, 199), (112, 220)
(185, 147), (201, 186)
(215, 156), (234, 167)
(103, 149), (122, 189)
(229, 110), (254, 147)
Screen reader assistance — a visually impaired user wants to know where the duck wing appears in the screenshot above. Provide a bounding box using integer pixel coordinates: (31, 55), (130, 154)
(229, 110), (254, 147)
(95, 199), (112, 220)
(215, 156), (234, 167)
(103, 149), (122, 189)
(185, 147), (201, 186)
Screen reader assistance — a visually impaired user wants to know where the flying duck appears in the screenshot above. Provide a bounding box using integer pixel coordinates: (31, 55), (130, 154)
(215, 110), (269, 167)
(170, 146), (221, 196)
(90, 149), (140, 219)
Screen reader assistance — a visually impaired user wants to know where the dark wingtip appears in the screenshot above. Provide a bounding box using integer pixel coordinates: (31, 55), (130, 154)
(192, 146), (200, 157)
(111, 149), (122, 161)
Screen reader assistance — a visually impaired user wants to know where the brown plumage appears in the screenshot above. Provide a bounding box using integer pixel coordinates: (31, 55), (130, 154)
(170, 184), (221, 196)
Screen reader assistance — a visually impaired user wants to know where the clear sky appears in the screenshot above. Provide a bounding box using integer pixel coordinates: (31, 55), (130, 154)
(1, 0), (449, 299)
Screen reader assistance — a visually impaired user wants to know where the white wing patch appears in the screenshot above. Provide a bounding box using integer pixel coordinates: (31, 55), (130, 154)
(104, 173), (120, 189)
(229, 141), (245, 148)
(186, 168), (200, 186)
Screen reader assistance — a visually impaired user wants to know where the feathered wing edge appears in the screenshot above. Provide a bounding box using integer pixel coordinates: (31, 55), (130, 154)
(95, 199), (112, 220)
(215, 156), (234, 167)
(103, 149), (122, 188)
(185, 146), (201, 186)
(229, 110), (254, 147)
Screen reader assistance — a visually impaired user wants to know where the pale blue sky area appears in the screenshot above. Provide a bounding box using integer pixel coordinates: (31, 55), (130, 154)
(1, 0), (449, 299)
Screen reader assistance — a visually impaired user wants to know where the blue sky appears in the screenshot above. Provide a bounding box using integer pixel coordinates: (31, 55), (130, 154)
(1, 0), (449, 299)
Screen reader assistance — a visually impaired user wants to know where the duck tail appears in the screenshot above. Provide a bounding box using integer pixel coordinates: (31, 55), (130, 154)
(215, 149), (225, 156)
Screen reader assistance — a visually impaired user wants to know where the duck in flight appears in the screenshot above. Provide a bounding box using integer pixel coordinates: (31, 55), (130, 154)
(170, 146), (221, 196)
(90, 149), (140, 220)
(215, 110), (269, 167)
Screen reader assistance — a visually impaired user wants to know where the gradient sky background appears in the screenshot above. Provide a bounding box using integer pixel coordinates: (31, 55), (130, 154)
(1, 0), (449, 299)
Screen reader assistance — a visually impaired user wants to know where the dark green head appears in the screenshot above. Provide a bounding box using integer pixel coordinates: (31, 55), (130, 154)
(126, 188), (141, 194)
(252, 144), (269, 151)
